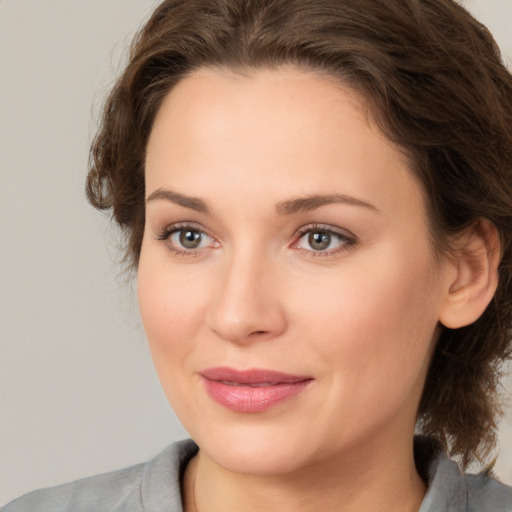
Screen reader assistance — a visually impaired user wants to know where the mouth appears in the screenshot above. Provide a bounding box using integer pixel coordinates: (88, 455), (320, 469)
(199, 367), (313, 413)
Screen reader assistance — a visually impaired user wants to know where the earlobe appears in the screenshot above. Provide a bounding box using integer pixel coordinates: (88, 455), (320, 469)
(439, 218), (501, 329)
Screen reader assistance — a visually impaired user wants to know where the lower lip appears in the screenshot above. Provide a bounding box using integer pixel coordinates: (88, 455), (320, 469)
(202, 378), (312, 413)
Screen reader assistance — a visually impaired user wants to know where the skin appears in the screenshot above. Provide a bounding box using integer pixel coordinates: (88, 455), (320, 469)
(138, 66), (460, 512)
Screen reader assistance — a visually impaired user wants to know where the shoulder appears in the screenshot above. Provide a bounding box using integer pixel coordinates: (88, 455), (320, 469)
(3, 439), (198, 512)
(464, 471), (512, 512)
(3, 464), (145, 512)
(420, 448), (512, 512)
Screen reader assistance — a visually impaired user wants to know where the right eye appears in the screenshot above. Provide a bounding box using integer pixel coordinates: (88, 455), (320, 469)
(156, 224), (218, 255)
(172, 228), (210, 249)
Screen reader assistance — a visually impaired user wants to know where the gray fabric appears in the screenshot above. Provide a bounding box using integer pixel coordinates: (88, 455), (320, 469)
(419, 453), (512, 511)
(3, 441), (198, 512)
(4, 439), (511, 511)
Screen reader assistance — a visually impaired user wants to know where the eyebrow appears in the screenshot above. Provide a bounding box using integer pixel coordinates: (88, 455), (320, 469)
(146, 188), (380, 216)
(146, 188), (209, 213)
(275, 194), (381, 215)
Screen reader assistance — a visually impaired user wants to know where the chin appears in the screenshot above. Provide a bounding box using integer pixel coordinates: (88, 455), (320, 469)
(203, 435), (310, 475)
(186, 416), (328, 476)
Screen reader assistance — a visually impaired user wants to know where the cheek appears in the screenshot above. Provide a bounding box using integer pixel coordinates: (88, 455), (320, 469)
(293, 252), (440, 400)
(137, 258), (214, 422)
(137, 258), (209, 366)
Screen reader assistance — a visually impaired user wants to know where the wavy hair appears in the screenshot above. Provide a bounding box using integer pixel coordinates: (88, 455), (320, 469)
(87, 0), (512, 467)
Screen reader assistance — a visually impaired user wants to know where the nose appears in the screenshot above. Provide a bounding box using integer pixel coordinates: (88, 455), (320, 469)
(207, 251), (287, 344)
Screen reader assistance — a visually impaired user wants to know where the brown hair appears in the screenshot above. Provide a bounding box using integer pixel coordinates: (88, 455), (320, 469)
(87, 0), (512, 467)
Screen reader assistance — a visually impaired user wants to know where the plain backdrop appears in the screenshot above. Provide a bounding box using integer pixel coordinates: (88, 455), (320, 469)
(1, 0), (511, 505)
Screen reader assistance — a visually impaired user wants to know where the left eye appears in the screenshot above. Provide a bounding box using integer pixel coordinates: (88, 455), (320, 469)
(296, 229), (351, 252)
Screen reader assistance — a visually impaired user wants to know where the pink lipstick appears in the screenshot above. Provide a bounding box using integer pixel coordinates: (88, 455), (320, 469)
(200, 367), (313, 413)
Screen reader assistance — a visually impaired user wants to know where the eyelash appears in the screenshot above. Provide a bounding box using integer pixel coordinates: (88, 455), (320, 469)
(291, 223), (357, 258)
(154, 222), (357, 258)
(154, 222), (217, 257)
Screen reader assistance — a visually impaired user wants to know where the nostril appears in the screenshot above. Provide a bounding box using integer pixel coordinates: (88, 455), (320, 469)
(250, 330), (268, 337)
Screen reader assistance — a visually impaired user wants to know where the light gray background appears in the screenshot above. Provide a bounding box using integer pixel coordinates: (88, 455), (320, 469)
(1, 0), (511, 505)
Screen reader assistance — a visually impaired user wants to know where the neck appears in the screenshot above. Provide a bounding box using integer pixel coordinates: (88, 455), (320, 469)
(183, 436), (426, 512)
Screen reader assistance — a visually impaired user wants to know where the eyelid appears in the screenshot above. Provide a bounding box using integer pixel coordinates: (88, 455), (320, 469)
(154, 222), (219, 256)
(291, 223), (357, 256)
(154, 221), (209, 239)
(153, 221), (356, 258)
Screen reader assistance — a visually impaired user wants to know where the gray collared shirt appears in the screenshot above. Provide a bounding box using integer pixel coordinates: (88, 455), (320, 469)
(4, 439), (512, 511)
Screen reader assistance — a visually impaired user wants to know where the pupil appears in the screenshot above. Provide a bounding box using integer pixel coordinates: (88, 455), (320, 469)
(180, 230), (201, 249)
(309, 231), (330, 250)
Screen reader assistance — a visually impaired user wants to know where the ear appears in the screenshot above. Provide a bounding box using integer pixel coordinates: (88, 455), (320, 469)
(439, 218), (501, 329)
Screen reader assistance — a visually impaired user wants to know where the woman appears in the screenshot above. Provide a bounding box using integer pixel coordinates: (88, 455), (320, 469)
(5, 0), (512, 510)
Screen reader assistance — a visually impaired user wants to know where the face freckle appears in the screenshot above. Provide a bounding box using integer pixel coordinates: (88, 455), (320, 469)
(137, 66), (451, 476)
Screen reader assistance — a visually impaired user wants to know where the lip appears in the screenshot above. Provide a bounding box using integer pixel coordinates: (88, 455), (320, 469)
(200, 367), (313, 413)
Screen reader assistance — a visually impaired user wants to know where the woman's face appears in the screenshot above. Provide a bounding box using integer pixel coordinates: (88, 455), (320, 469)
(138, 67), (453, 475)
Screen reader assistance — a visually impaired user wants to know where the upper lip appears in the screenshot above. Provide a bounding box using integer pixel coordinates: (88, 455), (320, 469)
(200, 367), (312, 385)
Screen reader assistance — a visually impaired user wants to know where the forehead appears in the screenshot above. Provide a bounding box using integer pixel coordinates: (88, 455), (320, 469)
(145, 66), (424, 223)
(150, 66), (375, 150)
